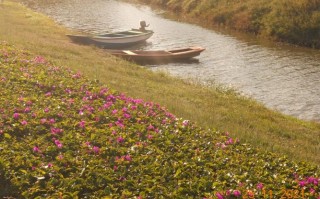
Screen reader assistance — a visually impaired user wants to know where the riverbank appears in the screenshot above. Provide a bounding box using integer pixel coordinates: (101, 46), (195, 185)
(131, 0), (320, 49)
(1, 0), (320, 167)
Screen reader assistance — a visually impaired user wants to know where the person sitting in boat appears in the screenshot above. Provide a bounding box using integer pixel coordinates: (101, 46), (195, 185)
(139, 20), (149, 31)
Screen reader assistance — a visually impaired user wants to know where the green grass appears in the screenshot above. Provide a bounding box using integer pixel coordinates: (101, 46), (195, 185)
(1, 0), (320, 167)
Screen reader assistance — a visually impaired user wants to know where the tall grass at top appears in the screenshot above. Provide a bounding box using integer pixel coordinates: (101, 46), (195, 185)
(135, 0), (320, 48)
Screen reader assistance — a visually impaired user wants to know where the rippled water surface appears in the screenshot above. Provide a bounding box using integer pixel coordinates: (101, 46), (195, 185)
(28, 0), (320, 121)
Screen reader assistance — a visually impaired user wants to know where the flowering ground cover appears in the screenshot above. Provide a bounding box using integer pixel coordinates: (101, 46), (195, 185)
(0, 42), (319, 198)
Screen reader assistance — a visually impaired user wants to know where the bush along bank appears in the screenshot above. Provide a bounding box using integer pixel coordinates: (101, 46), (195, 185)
(0, 42), (320, 198)
(135, 0), (320, 49)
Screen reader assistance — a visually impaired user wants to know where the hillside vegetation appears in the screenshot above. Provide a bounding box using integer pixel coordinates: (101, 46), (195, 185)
(1, 1), (320, 197)
(1, 41), (320, 198)
(135, 0), (320, 48)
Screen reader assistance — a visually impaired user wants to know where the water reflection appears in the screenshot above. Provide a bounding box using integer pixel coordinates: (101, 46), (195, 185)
(135, 58), (200, 66)
(27, 0), (320, 121)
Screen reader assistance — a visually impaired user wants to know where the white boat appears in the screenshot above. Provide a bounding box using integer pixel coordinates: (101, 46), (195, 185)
(66, 29), (154, 48)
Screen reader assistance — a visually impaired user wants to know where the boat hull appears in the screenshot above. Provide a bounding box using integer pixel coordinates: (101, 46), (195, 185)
(107, 47), (205, 64)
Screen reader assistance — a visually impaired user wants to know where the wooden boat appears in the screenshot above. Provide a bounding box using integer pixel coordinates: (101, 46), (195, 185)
(66, 29), (154, 48)
(106, 46), (205, 63)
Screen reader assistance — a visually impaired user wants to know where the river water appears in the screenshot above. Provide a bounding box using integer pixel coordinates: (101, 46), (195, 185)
(25, 0), (320, 122)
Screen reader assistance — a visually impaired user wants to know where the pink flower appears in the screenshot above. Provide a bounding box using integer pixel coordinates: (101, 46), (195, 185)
(117, 136), (125, 143)
(310, 188), (315, 194)
(72, 72), (81, 79)
(103, 102), (112, 109)
(257, 182), (264, 190)
(307, 176), (319, 185)
(57, 154), (64, 160)
(225, 138), (233, 145)
(233, 190), (241, 197)
(47, 163), (53, 168)
(24, 107), (31, 113)
(44, 108), (49, 113)
(85, 141), (91, 147)
(299, 180), (307, 187)
(182, 120), (189, 126)
(18, 96), (24, 102)
(147, 124), (155, 131)
(314, 178), (319, 186)
(79, 120), (86, 128)
(40, 118), (47, 124)
(147, 134), (153, 140)
(124, 155), (132, 161)
(33, 146), (40, 153)
(92, 146), (100, 154)
(13, 113), (20, 119)
(33, 56), (46, 64)
(112, 109), (118, 115)
(65, 88), (72, 94)
(99, 88), (108, 95)
(106, 94), (116, 102)
(215, 192), (224, 199)
(21, 120), (28, 125)
(54, 139), (63, 148)
(115, 120), (125, 128)
(45, 92), (52, 97)
(51, 127), (63, 135)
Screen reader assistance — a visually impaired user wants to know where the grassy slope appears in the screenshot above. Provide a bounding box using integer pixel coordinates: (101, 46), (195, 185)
(0, 0), (320, 167)
(1, 41), (319, 198)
